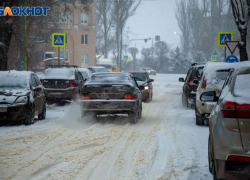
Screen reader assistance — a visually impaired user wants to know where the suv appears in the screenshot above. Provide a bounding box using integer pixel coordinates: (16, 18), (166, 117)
(41, 66), (84, 103)
(179, 63), (204, 108)
(195, 62), (235, 125)
(203, 62), (250, 180)
(0, 71), (46, 125)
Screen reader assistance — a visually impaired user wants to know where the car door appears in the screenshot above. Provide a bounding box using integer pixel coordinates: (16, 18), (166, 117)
(183, 68), (193, 96)
(131, 76), (142, 106)
(30, 74), (43, 114)
(146, 73), (153, 91)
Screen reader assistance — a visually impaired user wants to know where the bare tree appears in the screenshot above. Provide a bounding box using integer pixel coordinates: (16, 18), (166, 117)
(230, 0), (250, 61)
(128, 47), (138, 70)
(141, 47), (152, 67)
(112, 0), (141, 66)
(154, 41), (170, 72)
(96, 1), (115, 58)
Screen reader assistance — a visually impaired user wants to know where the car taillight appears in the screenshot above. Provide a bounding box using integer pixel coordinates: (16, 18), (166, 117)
(221, 101), (236, 118)
(228, 155), (250, 162)
(80, 94), (90, 100)
(69, 80), (75, 87)
(236, 103), (250, 118)
(40, 79), (43, 85)
(124, 94), (135, 99)
(201, 76), (207, 89)
(189, 78), (194, 89)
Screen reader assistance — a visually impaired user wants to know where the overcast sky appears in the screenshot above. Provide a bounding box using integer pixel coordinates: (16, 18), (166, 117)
(125, 0), (180, 52)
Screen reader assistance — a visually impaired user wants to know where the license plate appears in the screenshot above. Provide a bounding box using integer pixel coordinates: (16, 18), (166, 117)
(96, 104), (118, 109)
(0, 107), (7, 113)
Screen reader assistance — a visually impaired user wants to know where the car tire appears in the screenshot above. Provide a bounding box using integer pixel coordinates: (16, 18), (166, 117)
(212, 163), (218, 180)
(195, 106), (203, 125)
(38, 103), (46, 120)
(138, 103), (142, 119)
(129, 111), (138, 124)
(208, 136), (213, 174)
(25, 108), (35, 125)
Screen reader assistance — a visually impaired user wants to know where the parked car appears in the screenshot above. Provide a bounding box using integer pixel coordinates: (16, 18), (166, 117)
(0, 70), (46, 125)
(78, 68), (91, 80)
(142, 67), (156, 75)
(127, 71), (154, 102)
(80, 73), (142, 124)
(87, 66), (109, 73)
(41, 67), (84, 103)
(195, 62), (235, 125)
(179, 63), (205, 109)
(205, 62), (250, 180)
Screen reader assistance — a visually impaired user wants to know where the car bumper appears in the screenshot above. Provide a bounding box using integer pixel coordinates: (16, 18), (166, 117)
(44, 88), (77, 100)
(0, 104), (30, 122)
(141, 90), (150, 100)
(80, 99), (137, 114)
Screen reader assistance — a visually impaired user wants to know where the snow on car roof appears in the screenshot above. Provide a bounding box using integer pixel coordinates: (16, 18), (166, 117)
(43, 68), (75, 79)
(78, 68), (90, 72)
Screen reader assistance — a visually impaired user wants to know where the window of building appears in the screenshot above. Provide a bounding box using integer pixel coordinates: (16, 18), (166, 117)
(81, 54), (88, 64)
(61, 12), (67, 23)
(81, 13), (88, 24)
(81, 35), (88, 45)
(69, 13), (73, 23)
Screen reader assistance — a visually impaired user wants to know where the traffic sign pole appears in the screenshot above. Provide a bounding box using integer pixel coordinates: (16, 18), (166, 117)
(225, 47), (226, 62)
(58, 47), (60, 66)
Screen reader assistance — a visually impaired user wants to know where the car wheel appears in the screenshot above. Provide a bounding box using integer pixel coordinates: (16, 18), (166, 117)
(208, 136), (213, 174)
(38, 103), (46, 120)
(195, 106), (203, 125)
(182, 94), (188, 108)
(129, 111), (138, 124)
(25, 108), (35, 125)
(138, 103), (142, 119)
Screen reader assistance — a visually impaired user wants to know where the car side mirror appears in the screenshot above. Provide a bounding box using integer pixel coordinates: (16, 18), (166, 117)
(33, 87), (42, 92)
(148, 79), (154, 83)
(179, 77), (185, 82)
(193, 79), (199, 86)
(138, 86), (144, 91)
(200, 91), (218, 102)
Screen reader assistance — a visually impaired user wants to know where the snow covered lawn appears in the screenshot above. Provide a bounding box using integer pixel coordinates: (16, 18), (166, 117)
(0, 74), (212, 180)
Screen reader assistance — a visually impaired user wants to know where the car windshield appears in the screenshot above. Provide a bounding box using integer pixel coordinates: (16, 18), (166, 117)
(234, 74), (250, 97)
(93, 68), (109, 73)
(0, 74), (28, 90)
(80, 72), (89, 79)
(131, 73), (147, 81)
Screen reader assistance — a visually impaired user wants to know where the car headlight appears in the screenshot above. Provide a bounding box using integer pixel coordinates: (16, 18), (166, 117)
(14, 96), (28, 104)
(148, 71), (150, 73)
(144, 86), (149, 90)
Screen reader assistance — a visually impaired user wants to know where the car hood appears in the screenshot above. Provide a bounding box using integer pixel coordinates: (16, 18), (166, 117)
(0, 89), (30, 104)
(137, 81), (147, 86)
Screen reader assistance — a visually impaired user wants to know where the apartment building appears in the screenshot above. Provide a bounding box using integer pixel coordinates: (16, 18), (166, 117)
(44, 1), (96, 68)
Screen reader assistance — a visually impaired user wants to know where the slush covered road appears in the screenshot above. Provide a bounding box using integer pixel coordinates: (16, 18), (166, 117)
(0, 74), (212, 180)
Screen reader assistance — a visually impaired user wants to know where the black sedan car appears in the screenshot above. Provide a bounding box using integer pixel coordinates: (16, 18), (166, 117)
(127, 71), (154, 102)
(41, 67), (84, 103)
(80, 73), (142, 124)
(0, 70), (46, 125)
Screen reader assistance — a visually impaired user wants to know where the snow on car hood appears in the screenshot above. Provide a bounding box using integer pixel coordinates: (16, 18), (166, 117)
(137, 81), (147, 86)
(0, 89), (29, 104)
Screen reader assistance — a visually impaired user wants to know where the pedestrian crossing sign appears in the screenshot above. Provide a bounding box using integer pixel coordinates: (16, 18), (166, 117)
(211, 55), (217, 62)
(218, 32), (233, 47)
(52, 33), (66, 47)
(123, 55), (129, 61)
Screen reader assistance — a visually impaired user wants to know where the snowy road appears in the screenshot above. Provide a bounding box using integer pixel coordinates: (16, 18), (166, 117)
(0, 74), (212, 180)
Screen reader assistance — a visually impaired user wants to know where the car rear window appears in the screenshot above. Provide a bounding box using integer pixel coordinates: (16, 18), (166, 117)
(131, 73), (147, 81)
(0, 74), (28, 90)
(93, 68), (109, 73)
(196, 67), (204, 78)
(234, 74), (250, 97)
(44, 69), (75, 79)
(80, 72), (89, 79)
(206, 70), (230, 89)
(90, 75), (129, 83)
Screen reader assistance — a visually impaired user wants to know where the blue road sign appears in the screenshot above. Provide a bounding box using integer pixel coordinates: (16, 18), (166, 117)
(226, 55), (239, 63)
(52, 33), (66, 47)
(218, 32), (233, 47)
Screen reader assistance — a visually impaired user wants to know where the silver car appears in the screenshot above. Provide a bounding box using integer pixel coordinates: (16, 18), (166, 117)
(201, 63), (250, 179)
